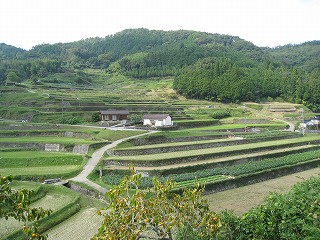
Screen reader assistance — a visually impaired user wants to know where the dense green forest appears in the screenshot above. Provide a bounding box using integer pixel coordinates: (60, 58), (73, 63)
(1, 29), (320, 110)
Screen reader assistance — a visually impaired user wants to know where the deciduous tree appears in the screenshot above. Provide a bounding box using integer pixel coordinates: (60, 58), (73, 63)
(93, 167), (220, 239)
(0, 176), (52, 240)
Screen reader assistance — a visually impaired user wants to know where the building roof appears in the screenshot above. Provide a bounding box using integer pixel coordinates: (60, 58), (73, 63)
(143, 114), (170, 120)
(100, 110), (129, 115)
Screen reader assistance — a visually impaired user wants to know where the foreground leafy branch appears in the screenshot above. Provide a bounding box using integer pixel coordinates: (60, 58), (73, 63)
(93, 167), (220, 239)
(0, 175), (52, 240)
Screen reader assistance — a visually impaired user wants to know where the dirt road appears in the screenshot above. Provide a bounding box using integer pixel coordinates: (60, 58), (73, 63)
(69, 130), (157, 194)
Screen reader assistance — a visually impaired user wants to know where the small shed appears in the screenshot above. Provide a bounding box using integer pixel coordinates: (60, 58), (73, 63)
(100, 110), (129, 121)
(143, 114), (173, 127)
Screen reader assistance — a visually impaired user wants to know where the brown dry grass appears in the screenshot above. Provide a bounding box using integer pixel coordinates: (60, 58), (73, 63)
(203, 168), (320, 215)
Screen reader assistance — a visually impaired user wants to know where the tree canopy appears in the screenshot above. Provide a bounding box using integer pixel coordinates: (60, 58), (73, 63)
(1, 28), (319, 109)
(0, 175), (52, 239)
(93, 167), (220, 239)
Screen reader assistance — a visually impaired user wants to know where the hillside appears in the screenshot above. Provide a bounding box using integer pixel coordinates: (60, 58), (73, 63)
(267, 41), (320, 72)
(1, 28), (320, 114)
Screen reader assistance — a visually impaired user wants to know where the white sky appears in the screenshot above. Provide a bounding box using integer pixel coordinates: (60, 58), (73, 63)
(1, 0), (319, 50)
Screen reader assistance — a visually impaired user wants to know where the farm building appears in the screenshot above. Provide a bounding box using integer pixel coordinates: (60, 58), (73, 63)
(99, 110), (129, 121)
(300, 116), (320, 129)
(143, 114), (173, 127)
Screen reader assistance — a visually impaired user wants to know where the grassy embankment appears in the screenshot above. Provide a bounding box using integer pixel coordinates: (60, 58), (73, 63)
(0, 181), (104, 240)
(0, 124), (145, 180)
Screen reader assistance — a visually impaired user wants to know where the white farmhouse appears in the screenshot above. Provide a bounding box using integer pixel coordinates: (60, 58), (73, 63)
(143, 114), (173, 127)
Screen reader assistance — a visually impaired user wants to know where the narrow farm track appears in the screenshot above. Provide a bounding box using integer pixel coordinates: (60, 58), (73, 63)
(69, 130), (158, 194)
(248, 103), (296, 132)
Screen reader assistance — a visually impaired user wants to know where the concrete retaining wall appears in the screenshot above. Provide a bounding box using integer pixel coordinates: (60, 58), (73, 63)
(45, 144), (64, 152)
(73, 145), (89, 154)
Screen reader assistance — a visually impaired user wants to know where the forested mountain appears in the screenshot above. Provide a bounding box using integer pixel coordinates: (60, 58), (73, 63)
(0, 43), (26, 60)
(1, 28), (320, 110)
(268, 41), (320, 72)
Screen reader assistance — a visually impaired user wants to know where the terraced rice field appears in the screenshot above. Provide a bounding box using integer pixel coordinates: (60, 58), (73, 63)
(105, 134), (320, 163)
(0, 150), (85, 178)
(0, 185), (78, 239)
(46, 208), (103, 240)
(1, 165), (82, 177)
(0, 136), (96, 144)
(107, 145), (318, 172)
(173, 175), (228, 189)
(0, 124), (145, 179)
(101, 131), (320, 190)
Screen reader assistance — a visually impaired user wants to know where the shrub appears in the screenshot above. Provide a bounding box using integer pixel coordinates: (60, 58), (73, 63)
(210, 109), (231, 119)
(218, 176), (320, 239)
(91, 112), (101, 122)
(61, 117), (81, 125)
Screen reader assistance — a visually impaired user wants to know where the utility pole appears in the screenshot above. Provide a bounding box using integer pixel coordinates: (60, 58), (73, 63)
(62, 98), (64, 123)
(301, 108), (305, 136)
(244, 104), (247, 132)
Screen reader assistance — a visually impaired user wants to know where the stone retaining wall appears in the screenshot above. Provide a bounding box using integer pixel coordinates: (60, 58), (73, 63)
(233, 119), (271, 124)
(73, 145), (89, 154)
(0, 142), (91, 154)
(0, 142), (45, 150)
(67, 182), (103, 198)
(128, 134), (227, 146)
(0, 125), (59, 130)
(0, 131), (91, 138)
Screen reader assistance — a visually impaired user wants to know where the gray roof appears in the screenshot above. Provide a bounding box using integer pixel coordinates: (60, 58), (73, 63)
(100, 110), (129, 115)
(143, 114), (170, 120)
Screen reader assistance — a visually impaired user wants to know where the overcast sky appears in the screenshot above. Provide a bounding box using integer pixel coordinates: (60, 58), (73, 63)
(1, 0), (319, 50)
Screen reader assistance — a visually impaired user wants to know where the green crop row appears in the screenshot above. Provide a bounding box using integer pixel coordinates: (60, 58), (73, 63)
(173, 175), (228, 189)
(0, 155), (84, 168)
(189, 123), (287, 131)
(102, 149), (320, 188)
(112, 135), (300, 157)
(237, 130), (298, 139)
(106, 135), (320, 165)
(161, 149), (320, 183)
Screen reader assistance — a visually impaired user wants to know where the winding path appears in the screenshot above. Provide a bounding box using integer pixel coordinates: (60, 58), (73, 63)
(246, 103), (296, 132)
(69, 130), (157, 194)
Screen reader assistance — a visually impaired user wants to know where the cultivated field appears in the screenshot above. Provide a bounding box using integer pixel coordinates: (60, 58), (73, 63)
(1, 74), (319, 239)
(0, 181), (105, 240)
(46, 208), (103, 240)
(204, 167), (320, 215)
(0, 124), (145, 180)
